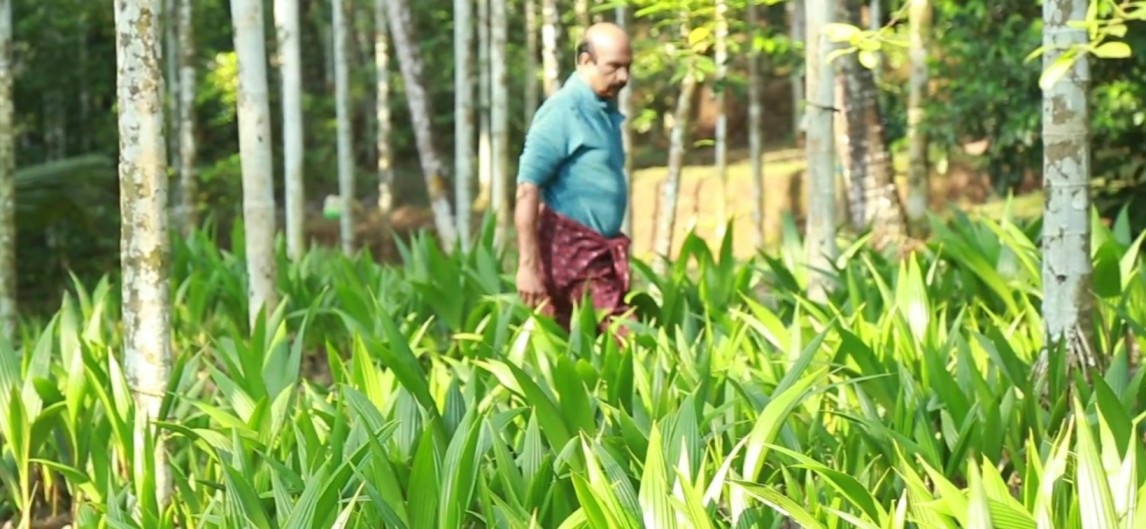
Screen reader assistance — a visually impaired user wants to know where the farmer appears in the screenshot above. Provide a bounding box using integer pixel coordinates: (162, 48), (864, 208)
(513, 22), (635, 338)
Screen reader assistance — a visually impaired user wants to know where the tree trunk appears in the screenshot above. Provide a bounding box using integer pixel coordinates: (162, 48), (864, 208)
(314, 0), (334, 90)
(836, 0), (906, 249)
(491, 0), (510, 249)
(164, 0), (179, 173)
(905, 0), (930, 234)
(748, 0), (764, 247)
(714, 0), (729, 233)
(374, 0), (394, 240)
(177, 0), (197, 237)
(455, 0), (475, 251)
(114, 0), (173, 507)
(276, 0), (306, 259)
(231, 0), (280, 325)
(1039, 0), (1098, 376)
(540, 0), (561, 97)
(385, 0), (459, 250)
(333, 0), (355, 255)
(788, 0), (806, 140)
(0, 0), (14, 340)
(477, 0), (491, 217)
(804, 0), (838, 301)
(617, 4), (634, 236)
(524, 0), (539, 123)
(652, 19), (698, 275)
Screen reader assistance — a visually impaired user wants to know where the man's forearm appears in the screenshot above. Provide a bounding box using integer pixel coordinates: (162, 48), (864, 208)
(515, 183), (542, 269)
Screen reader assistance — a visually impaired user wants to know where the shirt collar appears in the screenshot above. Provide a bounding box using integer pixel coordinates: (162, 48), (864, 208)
(566, 70), (616, 113)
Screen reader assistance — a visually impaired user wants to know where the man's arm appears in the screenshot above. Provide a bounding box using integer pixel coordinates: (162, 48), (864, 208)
(513, 103), (569, 306)
(515, 183), (543, 273)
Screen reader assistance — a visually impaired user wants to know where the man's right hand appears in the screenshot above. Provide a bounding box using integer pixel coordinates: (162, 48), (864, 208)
(516, 265), (548, 309)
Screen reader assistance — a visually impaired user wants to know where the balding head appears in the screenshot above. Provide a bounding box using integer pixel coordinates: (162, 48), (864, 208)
(576, 22), (633, 99)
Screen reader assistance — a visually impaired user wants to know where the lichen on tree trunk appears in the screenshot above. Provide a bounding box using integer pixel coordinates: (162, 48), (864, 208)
(114, 0), (174, 508)
(1038, 0), (1099, 378)
(230, 0), (280, 325)
(334, 0), (355, 255)
(905, 0), (930, 236)
(491, 0), (511, 250)
(176, 0), (198, 238)
(455, 0), (475, 251)
(276, 0), (306, 260)
(374, 0), (394, 233)
(803, 0), (839, 301)
(385, 0), (459, 251)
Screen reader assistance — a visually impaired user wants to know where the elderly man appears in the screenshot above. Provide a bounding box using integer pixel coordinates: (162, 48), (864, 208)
(514, 22), (634, 337)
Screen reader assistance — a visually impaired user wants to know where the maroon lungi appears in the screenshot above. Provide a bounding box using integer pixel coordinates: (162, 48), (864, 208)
(536, 206), (633, 337)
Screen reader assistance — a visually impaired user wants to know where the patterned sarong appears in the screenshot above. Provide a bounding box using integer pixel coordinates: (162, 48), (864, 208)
(537, 206), (633, 338)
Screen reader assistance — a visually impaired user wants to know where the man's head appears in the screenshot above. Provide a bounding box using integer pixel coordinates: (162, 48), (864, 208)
(576, 22), (632, 99)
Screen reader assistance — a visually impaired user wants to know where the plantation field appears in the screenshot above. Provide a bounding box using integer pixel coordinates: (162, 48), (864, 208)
(2, 205), (1146, 528)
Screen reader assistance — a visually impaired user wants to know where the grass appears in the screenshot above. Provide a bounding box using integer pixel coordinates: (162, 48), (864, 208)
(1, 200), (1144, 528)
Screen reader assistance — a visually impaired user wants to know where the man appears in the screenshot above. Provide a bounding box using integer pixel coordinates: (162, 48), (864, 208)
(514, 22), (634, 337)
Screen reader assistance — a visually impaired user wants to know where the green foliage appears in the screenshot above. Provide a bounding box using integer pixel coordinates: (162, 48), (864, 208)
(2, 207), (1146, 526)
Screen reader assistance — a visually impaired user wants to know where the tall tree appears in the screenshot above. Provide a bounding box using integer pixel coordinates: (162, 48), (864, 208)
(0, 0), (14, 340)
(835, 0), (906, 248)
(652, 15), (698, 275)
(276, 0), (306, 259)
(385, 0), (459, 250)
(374, 0), (394, 239)
(617, 3), (634, 236)
(788, 0), (806, 138)
(905, 0), (930, 234)
(524, 0), (539, 122)
(334, 0), (355, 255)
(541, 0), (561, 96)
(176, 0), (197, 236)
(748, 0), (764, 247)
(1039, 0), (1099, 375)
(804, 0), (838, 300)
(231, 0), (280, 325)
(492, 0), (510, 247)
(714, 0), (729, 230)
(114, 0), (174, 506)
(455, 0), (475, 250)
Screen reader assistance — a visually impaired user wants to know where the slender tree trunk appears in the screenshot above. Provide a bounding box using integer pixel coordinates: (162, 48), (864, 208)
(177, 0), (197, 236)
(114, 0), (173, 507)
(714, 0), (729, 232)
(165, 0), (179, 173)
(0, 0), (14, 340)
(477, 0), (492, 214)
(1039, 0), (1098, 376)
(314, 0), (334, 90)
(869, 0), (881, 84)
(333, 0), (355, 255)
(276, 0), (305, 259)
(524, 0), (539, 123)
(905, 0), (930, 234)
(789, 0), (806, 140)
(804, 0), (838, 301)
(540, 0), (561, 97)
(617, 4), (634, 236)
(385, 0), (459, 250)
(455, 0), (475, 251)
(374, 0), (394, 239)
(231, 0), (280, 325)
(652, 19), (698, 275)
(748, 0), (764, 247)
(491, 0), (510, 248)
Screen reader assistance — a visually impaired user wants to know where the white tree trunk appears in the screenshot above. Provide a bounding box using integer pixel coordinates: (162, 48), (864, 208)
(276, 0), (306, 259)
(747, 0), (764, 247)
(714, 0), (729, 231)
(385, 0), (459, 250)
(789, 0), (806, 138)
(164, 0), (179, 172)
(491, 0), (510, 248)
(455, 0), (475, 251)
(652, 23), (697, 275)
(477, 0), (491, 219)
(905, 0), (930, 233)
(176, 0), (197, 237)
(0, 0), (14, 340)
(540, 0), (561, 97)
(524, 0), (539, 123)
(617, 4), (634, 236)
(804, 0), (838, 301)
(374, 0), (394, 228)
(114, 0), (173, 507)
(333, 0), (355, 255)
(1041, 0), (1097, 373)
(231, 0), (280, 325)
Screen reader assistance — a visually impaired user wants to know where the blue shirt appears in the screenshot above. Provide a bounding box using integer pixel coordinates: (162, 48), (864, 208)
(516, 71), (628, 237)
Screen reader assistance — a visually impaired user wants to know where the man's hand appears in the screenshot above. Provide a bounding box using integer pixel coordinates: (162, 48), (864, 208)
(515, 264), (548, 308)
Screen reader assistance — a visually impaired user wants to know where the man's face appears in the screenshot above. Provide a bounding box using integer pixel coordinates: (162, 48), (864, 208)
(580, 41), (632, 99)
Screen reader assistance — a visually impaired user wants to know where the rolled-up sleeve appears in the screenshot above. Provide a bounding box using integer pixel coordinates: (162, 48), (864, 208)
(517, 102), (571, 187)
